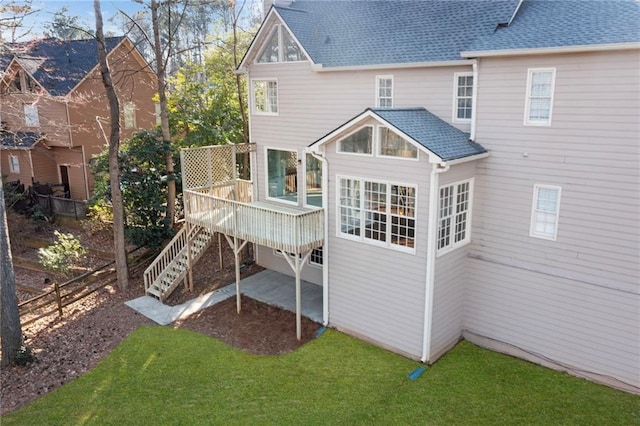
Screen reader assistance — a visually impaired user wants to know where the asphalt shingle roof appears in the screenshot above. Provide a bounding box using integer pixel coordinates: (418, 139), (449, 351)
(275, 0), (520, 67)
(273, 0), (639, 67)
(0, 131), (44, 148)
(466, 0), (640, 53)
(3, 37), (124, 96)
(311, 107), (486, 161)
(370, 108), (486, 161)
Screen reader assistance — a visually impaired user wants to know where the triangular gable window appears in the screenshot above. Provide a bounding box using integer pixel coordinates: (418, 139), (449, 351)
(1, 68), (39, 94)
(282, 27), (304, 61)
(258, 27), (280, 63)
(257, 25), (305, 63)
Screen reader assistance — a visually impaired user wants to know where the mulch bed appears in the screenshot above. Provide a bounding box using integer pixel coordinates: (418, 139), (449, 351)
(1, 213), (320, 415)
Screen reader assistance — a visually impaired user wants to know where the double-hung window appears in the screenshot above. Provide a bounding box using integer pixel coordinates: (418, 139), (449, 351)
(24, 104), (39, 127)
(376, 75), (393, 108)
(338, 176), (416, 251)
(524, 68), (556, 126)
(8, 155), (20, 173)
(124, 102), (136, 129)
(253, 80), (278, 115)
(267, 148), (297, 203)
(530, 184), (561, 240)
(437, 179), (473, 253)
(453, 72), (473, 122)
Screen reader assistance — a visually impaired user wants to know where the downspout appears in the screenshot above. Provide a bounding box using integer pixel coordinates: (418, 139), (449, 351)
(308, 148), (329, 326)
(65, 100), (74, 148)
(470, 59), (478, 141)
(421, 160), (450, 363)
(81, 145), (90, 199)
(28, 149), (35, 182)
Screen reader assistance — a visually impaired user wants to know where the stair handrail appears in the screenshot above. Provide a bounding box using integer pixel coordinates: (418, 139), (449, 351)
(144, 226), (189, 293)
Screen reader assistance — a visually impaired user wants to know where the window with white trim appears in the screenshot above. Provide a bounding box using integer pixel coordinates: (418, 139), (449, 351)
(8, 155), (19, 173)
(24, 104), (39, 127)
(124, 102), (136, 129)
(376, 75), (393, 108)
(155, 102), (162, 126)
(267, 148), (297, 203)
(257, 25), (305, 63)
(274, 247), (323, 266)
(379, 126), (417, 159)
(524, 68), (556, 126)
(530, 184), (561, 240)
(309, 247), (323, 266)
(453, 72), (473, 121)
(339, 176), (416, 251)
(338, 126), (372, 155)
(253, 80), (278, 114)
(437, 179), (472, 253)
(305, 153), (322, 207)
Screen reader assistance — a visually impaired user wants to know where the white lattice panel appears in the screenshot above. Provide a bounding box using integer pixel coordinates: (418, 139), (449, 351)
(181, 143), (255, 190)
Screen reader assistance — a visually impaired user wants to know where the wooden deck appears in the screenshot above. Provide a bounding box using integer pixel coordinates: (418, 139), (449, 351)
(184, 185), (323, 254)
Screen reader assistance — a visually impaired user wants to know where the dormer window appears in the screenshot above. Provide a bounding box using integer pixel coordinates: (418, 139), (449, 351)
(257, 25), (305, 63)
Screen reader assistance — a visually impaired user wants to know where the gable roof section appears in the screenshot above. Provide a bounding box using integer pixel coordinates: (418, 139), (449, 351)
(272, 0), (520, 68)
(3, 37), (124, 96)
(0, 131), (44, 149)
(463, 0), (640, 56)
(310, 107), (487, 162)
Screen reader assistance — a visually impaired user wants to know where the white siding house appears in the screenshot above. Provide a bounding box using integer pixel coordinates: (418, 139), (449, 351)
(157, 0), (639, 393)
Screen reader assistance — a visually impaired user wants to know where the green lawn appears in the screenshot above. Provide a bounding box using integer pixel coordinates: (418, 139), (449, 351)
(2, 326), (638, 425)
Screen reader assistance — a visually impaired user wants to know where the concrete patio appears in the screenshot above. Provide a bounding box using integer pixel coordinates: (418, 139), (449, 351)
(125, 269), (323, 325)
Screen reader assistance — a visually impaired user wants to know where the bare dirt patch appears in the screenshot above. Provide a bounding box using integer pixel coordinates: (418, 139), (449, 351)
(1, 213), (319, 415)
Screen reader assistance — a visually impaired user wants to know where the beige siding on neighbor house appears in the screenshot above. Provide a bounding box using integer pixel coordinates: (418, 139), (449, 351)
(0, 94), (70, 147)
(250, 59), (472, 287)
(1, 149), (31, 183)
(30, 145), (58, 185)
(54, 148), (86, 200)
(66, 40), (157, 200)
(468, 49), (640, 388)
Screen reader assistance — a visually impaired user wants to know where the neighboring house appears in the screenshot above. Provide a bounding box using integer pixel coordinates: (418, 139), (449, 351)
(147, 0), (639, 393)
(0, 36), (157, 200)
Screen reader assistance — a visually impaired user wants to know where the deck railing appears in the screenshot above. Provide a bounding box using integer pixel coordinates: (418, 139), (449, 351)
(181, 143), (323, 254)
(185, 184), (323, 254)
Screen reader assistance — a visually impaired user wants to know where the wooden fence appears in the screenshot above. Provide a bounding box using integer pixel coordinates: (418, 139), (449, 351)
(18, 248), (155, 326)
(35, 194), (87, 219)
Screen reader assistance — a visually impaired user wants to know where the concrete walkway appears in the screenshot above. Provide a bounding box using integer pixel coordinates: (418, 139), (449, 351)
(125, 269), (323, 325)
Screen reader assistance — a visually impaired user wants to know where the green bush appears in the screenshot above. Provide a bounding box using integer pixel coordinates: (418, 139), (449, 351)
(89, 129), (176, 248)
(37, 231), (87, 279)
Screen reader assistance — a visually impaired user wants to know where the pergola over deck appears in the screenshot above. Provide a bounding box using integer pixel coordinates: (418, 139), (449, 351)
(181, 144), (324, 339)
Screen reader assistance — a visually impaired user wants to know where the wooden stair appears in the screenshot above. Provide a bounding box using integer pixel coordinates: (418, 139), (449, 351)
(144, 225), (214, 302)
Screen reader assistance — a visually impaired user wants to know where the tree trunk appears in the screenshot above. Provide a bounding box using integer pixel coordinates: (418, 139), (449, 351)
(232, 15), (249, 144)
(0, 182), (24, 367)
(94, 0), (128, 289)
(151, 0), (176, 227)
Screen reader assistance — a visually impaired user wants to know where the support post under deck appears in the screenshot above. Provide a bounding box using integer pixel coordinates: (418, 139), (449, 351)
(282, 250), (312, 340)
(224, 234), (249, 314)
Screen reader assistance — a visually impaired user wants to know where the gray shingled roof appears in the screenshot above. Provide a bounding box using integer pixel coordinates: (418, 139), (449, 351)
(272, 0), (639, 67)
(466, 0), (640, 53)
(274, 0), (520, 67)
(3, 37), (124, 96)
(370, 108), (486, 161)
(311, 107), (486, 161)
(0, 131), (44, 149)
